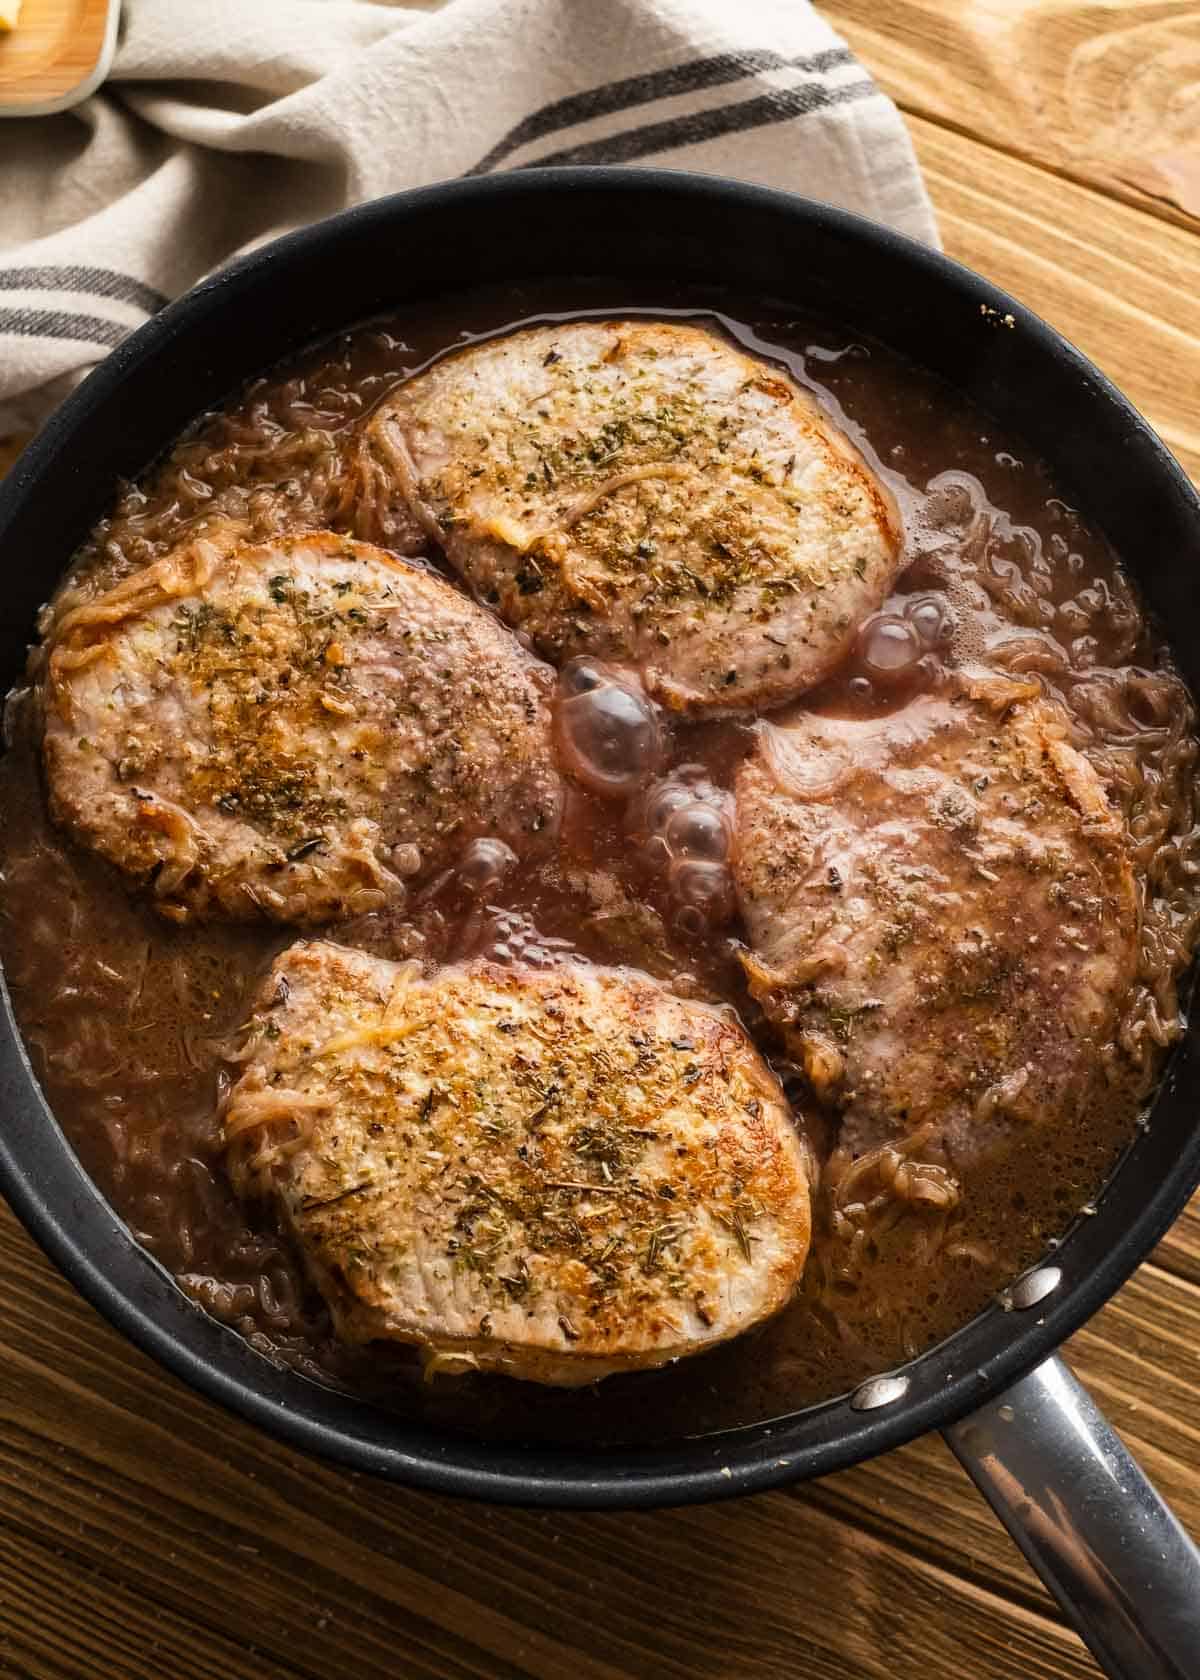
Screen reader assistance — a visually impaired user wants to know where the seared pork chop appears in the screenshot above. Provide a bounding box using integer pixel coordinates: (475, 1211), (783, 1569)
(733, 675), (1139, 1180)
(360, 320), (902, 713)
(43, 529), (561, 924)
(224, 941), (812, 1385)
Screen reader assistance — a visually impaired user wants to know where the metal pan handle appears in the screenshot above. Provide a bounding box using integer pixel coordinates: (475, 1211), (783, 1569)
(944, 1354), (1200, 1679)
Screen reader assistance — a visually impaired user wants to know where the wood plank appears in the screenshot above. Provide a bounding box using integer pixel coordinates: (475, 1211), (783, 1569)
(6, 1169), (1199, 1677)
(902, 110), (1200, 485)
(0, 1524), (298, 1680)
(823, 0), (1200, 225)
(0, 1200), (1098, 1680)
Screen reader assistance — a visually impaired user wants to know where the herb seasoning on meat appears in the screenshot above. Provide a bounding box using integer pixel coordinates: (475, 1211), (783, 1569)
(1, 282), (1197, 1446)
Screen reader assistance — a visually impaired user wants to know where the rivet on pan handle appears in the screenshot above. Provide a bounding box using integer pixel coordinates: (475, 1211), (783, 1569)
(998, 1263), (1063, 1312)
(945, 1354), (1200, 1680)
(848, 1372), (910, 1411)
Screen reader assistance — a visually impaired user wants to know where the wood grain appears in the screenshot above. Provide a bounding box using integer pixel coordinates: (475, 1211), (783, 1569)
(907, 109), (1200, 480)
(0, 1201), (1106, 1680)
(823, 0), (1200, 224)
(4, 1187), (1200, 1679)
(3, 7), (1200, 1678)
(0, 0), (113, 112)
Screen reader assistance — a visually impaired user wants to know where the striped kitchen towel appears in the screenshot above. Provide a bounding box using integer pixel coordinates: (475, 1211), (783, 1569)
(0, 0), (937, 432)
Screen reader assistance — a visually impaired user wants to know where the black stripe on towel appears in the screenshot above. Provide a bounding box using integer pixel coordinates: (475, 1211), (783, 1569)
(0, 266), (167, 315)
(517, 76), (877, 170)
(0, 309), (132, 348)
(469, 46), (854, 175)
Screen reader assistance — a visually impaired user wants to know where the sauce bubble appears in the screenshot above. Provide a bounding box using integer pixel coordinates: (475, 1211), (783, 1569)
(628, 773), (735, 930)
(665, 804), (730, 862)
(554, 661), (663, 797)
(858, 612), (921, 682)
(906, 593), (955, 648)
(458, 837), (518, 895)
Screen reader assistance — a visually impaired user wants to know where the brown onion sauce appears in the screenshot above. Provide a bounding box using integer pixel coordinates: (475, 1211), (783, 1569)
(2, 283), (1198, 1447)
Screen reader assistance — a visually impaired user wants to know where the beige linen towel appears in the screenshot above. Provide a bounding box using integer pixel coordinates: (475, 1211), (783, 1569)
(0, 0), (937, 431)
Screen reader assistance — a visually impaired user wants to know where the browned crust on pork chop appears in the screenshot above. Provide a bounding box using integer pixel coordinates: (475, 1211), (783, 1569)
(362, 319), (902, 713)
(223, 940), (813, 1385)
(43, 529), (561, 924)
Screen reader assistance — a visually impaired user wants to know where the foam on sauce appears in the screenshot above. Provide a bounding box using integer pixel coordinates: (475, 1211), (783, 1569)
(1, 283), (1197, 1446)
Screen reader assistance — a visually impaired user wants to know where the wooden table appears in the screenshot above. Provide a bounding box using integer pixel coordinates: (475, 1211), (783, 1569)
(2, 6), (1200, 1676)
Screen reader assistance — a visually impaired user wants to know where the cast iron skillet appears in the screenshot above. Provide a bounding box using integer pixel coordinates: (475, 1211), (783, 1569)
(0, 170), (1198, 1677)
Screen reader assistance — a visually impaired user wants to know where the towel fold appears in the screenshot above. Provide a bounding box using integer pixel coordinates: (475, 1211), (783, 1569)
(0, 0), (937, 432)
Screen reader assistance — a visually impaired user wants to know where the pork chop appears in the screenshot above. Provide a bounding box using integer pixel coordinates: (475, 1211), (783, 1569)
(223, 940), (812, 1385)
(360, 320), (902, 714)
(43, 528), (561, 924)
(733, 675), (1139, 1183)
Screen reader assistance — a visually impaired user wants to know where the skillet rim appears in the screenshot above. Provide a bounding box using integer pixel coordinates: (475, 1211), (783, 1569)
(1, 165), (1198, 1508)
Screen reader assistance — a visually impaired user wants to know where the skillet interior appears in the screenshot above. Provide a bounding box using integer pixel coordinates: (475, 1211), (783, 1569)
(0, 168), (1197, 1506)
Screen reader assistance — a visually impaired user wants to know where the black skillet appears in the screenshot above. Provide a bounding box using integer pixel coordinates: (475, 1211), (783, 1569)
(0, 171), (1197, 1679)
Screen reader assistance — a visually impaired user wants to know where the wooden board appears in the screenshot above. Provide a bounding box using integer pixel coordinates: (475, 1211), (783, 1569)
(0, 0), (116, 115)
(2, 6), (1200, 1678)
